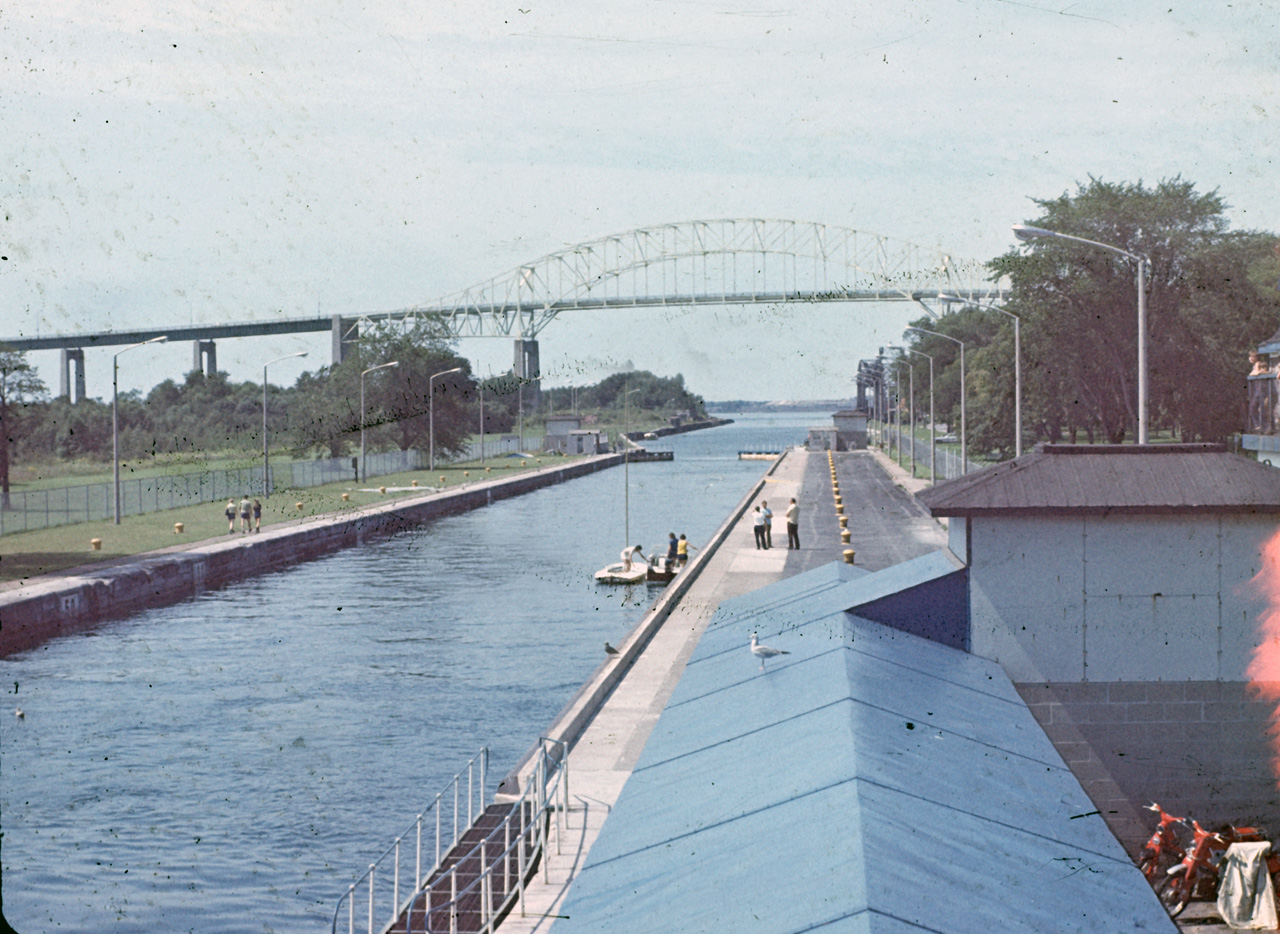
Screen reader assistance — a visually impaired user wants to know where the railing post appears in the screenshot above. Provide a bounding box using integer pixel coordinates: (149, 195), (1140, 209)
(450, 869), (458, 934)
(481, 749), (488, 809)
(435, 794), (442, 871)
(393, 837), (401, 924)
(480, 841), (488, 928)
(468, 760), (474, 828)
(348, 884), (355, 934)
(416, 814), (423, 889)
(367, 865), (376, 934)
(517, 822), (527, 917)
(504, 820), (511, 900)
(453, 779), (459, 848)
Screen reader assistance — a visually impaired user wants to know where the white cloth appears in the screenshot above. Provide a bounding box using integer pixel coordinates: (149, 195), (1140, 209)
(1217, 841), (1278, 930)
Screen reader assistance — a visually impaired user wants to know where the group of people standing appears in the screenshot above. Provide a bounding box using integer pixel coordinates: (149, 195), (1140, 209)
(752, 498), (800, 550)
(225, 495), (262, 534)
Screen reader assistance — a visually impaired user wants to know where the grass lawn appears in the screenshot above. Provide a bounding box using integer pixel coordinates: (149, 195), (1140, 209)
(0, 454), (584, 584)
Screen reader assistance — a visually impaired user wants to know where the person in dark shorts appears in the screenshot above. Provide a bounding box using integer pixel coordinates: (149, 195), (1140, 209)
(239, 495), (252, 533)
(786, 497), (800, 549)
(225, 500), (236, 533)
(252, 499), (262, 532)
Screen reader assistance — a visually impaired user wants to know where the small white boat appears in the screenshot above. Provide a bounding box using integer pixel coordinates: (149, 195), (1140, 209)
(593, 562), (648, 585)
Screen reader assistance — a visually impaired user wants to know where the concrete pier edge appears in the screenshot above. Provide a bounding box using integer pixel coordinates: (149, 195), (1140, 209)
(0, 453), (629, 657)
(493, 452), (785, 800)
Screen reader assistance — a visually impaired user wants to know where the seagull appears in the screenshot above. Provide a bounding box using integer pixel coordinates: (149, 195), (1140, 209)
(604, 642), (619, 656)
(750, 633), (790, 671)
(14, 708), (24, 719)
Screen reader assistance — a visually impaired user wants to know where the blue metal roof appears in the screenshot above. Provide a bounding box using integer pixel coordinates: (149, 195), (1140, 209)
(555, 561), (1174, 933)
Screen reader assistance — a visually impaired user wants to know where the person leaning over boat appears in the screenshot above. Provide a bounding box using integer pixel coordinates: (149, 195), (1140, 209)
(665, 533), (679, 570)
(621, 544), (645, 571)
(676, 533), (697, 566)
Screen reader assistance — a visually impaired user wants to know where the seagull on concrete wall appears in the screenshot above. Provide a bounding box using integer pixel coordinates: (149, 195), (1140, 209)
(750, 633), (790, 671)
(604, 642), (619, 656)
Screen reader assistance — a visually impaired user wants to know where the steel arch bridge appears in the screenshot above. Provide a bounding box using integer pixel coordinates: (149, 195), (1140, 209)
(350, 218), (1001, 342)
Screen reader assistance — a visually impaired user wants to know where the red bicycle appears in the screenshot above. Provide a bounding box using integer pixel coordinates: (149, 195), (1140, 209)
(1138, 802), (1185, 885)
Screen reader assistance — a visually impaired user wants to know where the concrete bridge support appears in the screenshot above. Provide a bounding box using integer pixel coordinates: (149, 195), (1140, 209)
(58, 348), (86, 403)
(513, 338), (541, 411)
(331, 316), (360, 365)
(192, 340), (217, 376)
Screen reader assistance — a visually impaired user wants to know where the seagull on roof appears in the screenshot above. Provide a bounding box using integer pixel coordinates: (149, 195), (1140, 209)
(750, 633), (790, 671)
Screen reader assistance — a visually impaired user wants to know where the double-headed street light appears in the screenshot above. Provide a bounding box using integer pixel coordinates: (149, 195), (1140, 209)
(892, 345), (934, 483)
(939, 293), (1022, 458)
(905, 326), (966, 475)
(262, 351), (308, 496)
(1012, 224), (1149, 443)
(360, 361), (399, 482)
(113, 335), (167, 524)
(429, 366), (464, 472)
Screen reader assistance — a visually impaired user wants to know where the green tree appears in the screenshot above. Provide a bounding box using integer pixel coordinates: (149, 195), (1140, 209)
(989, 176), (1275, 445)
(0, 348), (49, 507)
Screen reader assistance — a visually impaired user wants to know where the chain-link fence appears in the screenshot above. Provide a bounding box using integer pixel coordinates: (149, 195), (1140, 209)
(1, 434), (546, 536)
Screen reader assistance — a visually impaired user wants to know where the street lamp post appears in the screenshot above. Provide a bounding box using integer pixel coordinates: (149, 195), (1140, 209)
(360, 361), (399, 482)
(1013, 224), (1149, 443)
(894, 346), (935, 483)
(479, 379), (485, 464)
(905, 326), (966, 475)
(429, 366), (464, 472)
(939, 293), (1022, 457)
(624, 387), (640, 545)
(113, 335), (167, 524)
(262, 351), (308, 496)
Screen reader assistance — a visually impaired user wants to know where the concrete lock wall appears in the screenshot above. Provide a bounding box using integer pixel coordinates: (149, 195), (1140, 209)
(967, 513), (1273, 683)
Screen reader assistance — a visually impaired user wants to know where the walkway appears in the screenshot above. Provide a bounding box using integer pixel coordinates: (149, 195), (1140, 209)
(498, 447), (947, 932)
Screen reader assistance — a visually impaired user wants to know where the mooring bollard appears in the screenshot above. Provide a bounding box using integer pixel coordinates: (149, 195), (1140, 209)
(839, 516), (848, 528)
(440, 475), (447, 484)
(174, 522), (184, 534)
(379, 486), (386, 494)
(295, 502), (304, 511)
(836, 504), (844, 515)
(412, 480), (419, 487)
(843, 549), (856, 565)
(90, 538), (102, 551)
(841, 529), (852, 544)
(463, 470), (470, 477)
(341, 492), (350, 502)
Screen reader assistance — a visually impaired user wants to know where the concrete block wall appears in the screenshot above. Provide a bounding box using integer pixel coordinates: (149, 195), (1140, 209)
(969, 513), (1273, 683)
(1017, 680), (1280, 855)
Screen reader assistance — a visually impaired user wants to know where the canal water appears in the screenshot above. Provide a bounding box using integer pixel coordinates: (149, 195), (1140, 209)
(1, 411), (823, 933)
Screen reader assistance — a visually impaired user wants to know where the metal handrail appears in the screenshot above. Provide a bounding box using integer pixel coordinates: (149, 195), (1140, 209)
(331, 748), (490, 934)
(405, 738), (569, 934)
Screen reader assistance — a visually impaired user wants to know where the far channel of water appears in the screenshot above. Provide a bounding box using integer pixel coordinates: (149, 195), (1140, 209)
(1, 411), (822, 933)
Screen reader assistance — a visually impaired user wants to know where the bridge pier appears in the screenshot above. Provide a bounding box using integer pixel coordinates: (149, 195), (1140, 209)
(513, 338), (541, 411)
(192, 340), (217, 376)
(58, 348), (86, 404)
(331, 315), (360, 365)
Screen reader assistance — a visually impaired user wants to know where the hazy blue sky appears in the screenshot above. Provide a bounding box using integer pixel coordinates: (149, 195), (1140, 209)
(4, 1), (1277, 401)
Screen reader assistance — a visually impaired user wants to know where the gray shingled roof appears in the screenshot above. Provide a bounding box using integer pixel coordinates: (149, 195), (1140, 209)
(918, 443), (1280, 516)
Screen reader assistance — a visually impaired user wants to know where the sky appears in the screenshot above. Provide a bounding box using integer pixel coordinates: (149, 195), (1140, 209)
(3, 0), (1278, 402)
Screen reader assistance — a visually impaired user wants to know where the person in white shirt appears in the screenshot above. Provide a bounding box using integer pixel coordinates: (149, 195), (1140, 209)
(786, 497), (800, 550)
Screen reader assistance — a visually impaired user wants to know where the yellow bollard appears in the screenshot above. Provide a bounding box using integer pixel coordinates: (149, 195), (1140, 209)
(464, 471), (470, 477)
(90, 538), (102, 551)
(841, 529), (851, 544)
(412, 480), (419, 487)
(174, 522), (184, 534)
(295, 502), (304, 511)
(834, 496), (842, 505)
(839, 516), (848, 528)
(486, 467), (492, 473)
(843, 549), (856, 565)
(836, 504), (844, 514)
(440, 475), (447, 484)
(379, 486), (387, 494)
(341, 492), (350, 502)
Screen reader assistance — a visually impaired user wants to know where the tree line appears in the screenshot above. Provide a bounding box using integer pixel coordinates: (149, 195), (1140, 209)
(0, 319), (707, 503)
(899, 177), (1280, 456)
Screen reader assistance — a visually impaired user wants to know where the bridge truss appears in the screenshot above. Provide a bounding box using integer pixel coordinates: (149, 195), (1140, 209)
(350, 218), (1002, 343)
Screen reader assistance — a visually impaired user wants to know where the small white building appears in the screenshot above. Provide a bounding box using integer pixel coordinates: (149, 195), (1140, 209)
(543, 416), (584, 453)
(919, 442), (1280, 847)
